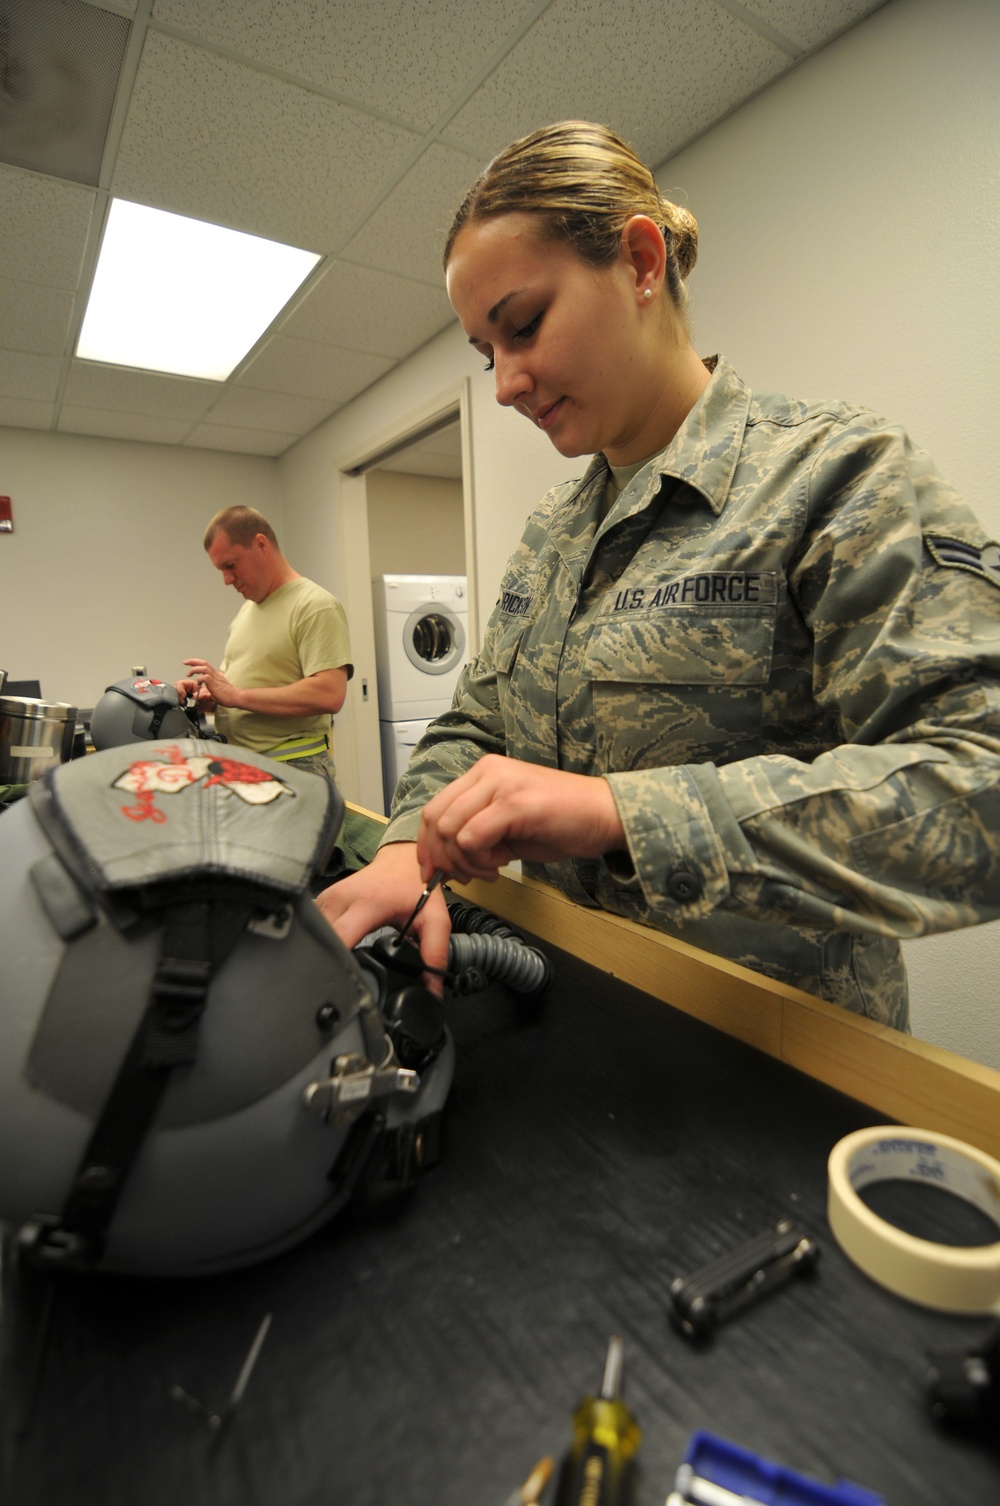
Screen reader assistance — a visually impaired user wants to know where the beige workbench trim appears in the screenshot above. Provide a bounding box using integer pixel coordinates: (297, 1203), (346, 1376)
(345, 804), (1000, 1162)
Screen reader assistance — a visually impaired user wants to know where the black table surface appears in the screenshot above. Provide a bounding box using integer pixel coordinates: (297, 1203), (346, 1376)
(2, 939), (997, 1506)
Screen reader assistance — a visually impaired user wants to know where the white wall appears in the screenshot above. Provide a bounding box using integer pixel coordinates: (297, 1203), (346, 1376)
(280, 0), (1000, 1067)
(0, 427), (282, 710)
(367, 471), (465, 578)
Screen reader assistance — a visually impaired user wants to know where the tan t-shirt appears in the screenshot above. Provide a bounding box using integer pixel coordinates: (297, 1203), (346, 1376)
(215, 577), (353, 756)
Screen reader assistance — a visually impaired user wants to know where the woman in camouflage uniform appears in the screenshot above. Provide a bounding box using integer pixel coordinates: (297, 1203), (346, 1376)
(319, 121), (1000, 1028)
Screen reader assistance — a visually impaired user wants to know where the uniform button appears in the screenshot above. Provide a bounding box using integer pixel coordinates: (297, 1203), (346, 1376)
(666, 869), (702, 903)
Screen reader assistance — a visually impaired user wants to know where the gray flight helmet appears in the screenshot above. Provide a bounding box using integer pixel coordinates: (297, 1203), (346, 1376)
(90, 676), (196, 750)
(0, 741), (453, 1277)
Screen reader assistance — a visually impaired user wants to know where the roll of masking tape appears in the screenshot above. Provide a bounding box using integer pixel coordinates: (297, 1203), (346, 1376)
(827, 1127), (1000, 1314)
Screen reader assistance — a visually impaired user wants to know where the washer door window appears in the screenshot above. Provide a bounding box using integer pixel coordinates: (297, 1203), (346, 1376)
(403, 605), (466, 677)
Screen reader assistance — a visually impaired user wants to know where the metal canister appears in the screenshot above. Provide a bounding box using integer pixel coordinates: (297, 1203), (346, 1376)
(0, 696), (79, 783)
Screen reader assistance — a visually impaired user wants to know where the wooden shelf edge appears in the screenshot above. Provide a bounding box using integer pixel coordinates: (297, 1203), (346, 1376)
(341, 807), (1000, 1160)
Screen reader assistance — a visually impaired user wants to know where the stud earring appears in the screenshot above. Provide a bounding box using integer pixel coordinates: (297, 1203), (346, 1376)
(643, 288), (653, 300)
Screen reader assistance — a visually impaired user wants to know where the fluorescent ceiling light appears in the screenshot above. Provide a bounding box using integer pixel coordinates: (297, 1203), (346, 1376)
(77, 200), (321, 381)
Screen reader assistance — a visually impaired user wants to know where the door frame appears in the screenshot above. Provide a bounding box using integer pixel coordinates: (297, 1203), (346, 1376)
(332, 378), (475, 814)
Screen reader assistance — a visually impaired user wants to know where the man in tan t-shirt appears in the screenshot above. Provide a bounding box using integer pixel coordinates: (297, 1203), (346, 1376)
(176, 506), (353, 783)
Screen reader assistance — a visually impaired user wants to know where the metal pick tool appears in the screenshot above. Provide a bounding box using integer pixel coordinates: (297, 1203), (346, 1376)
(170, 1312), (272, 1434)
(395, 868), (446, 946)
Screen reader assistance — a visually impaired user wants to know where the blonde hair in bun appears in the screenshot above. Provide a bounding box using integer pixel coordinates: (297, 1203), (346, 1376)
(444, 121), (698, 321)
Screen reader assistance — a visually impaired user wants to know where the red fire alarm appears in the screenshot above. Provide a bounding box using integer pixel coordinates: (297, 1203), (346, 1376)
(0, 497), (12, 533)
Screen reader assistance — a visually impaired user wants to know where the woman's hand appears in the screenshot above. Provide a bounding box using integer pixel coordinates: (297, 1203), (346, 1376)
(314, 842), (452, 995)
(416, 755), (626, 883)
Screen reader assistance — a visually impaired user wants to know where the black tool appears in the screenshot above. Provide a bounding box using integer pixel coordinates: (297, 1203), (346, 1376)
(395, 868), (446, 946)
(170, 1312), (272, 1434)
(668, 1221), (819, 1340)
(554, 1335), (641, 1506)
(927, 1320), (1000, 1440)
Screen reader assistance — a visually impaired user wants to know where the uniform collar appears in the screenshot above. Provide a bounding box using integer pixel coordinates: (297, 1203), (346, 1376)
(587, 354), (751, 520)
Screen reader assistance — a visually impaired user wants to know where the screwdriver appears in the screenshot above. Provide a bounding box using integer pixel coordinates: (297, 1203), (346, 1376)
(554, 1335), (642, 1506)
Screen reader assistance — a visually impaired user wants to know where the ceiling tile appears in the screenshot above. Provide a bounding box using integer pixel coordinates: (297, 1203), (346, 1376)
(58, 407), (193, 444)
(444, 0), (788, 168)
(0, 280), (75, 355)
(185, 423), (301, 456)
(204, 385), (335, 433)
(282, 262), (455, 358)
(112, 31), (420, 252)
(0, 167), (95, 288)
(741, 1), (887, 52)
(63, 363), (222, 419)
(0, 1), (130, 187)
(339, 143), (485, 285)
(238, 336), (396, 404)
(152, 0), (543, 131)
(0, 350), (63, 402)
(0, 396), (54, 430)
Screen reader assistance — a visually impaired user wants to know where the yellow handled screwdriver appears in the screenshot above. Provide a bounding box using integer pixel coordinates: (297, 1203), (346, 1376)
(554, 1335), (642, 1506)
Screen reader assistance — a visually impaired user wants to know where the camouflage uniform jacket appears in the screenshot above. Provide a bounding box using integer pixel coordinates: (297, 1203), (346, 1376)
(385, 357), (1000, 1027)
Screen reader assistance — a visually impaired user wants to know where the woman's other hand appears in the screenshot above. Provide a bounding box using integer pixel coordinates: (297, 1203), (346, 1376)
(314, 842), (452, 995)
(417, 755), (626, 883)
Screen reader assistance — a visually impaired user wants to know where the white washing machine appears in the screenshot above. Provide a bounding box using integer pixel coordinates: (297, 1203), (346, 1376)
(373, 573), (469, 815)
(372, 574), (468, 721)
(379, 715), (433, 817)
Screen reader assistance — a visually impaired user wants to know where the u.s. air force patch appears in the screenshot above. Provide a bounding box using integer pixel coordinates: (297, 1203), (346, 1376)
(925, 535), (1000, 589)
(612, 571), (777, 612)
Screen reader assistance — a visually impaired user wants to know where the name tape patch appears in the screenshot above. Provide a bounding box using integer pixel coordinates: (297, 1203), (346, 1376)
(925, 535), (1000, 589)
(612, 572), (777, 613)
(500, 590), (533, 617)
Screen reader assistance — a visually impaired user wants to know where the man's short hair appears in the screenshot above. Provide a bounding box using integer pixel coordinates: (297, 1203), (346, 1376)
(203, 506), (279, 551)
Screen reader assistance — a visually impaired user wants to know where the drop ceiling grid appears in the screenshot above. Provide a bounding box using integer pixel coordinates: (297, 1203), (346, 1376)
(184, 421), (302, 456)
(61, 361), (222, 418)
(0, 282), (76, 357)
(339, 142), (498, 286)
(0, 0), (894, 454)
(238, 335), (397, 406)
(111, 29), (423, 251)
(151, 0), (549, 132)
(0, 168), (96, 289)
(0, 396), (55, 432)
(279, 263), (455, 360)
(0, 350), (64, 405)
(201, 383), (336, 434)
(56, 406), (194, 445)
(443, 0), (790, 166)
(740, 0), (887, 53)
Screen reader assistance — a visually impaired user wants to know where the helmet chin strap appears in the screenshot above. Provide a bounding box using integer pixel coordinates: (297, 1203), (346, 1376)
(20, 890), (258, 1271)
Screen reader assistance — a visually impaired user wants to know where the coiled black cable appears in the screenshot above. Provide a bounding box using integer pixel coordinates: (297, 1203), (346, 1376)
(444, 892), (553, 999)
(445, 894), (524, 941)
(447, 931), (552, 997)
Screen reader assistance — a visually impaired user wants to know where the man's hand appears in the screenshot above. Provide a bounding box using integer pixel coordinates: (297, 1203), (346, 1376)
(315, 843), (451, 996)
(174, 675), (216, 709)
(416, 755), (626, 884)
(182, 658), (240, 708)
(179, 663), (348, 718)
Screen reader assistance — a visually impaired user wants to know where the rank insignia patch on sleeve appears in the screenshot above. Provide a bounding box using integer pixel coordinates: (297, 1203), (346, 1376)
(924, 535), (1000, 589)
